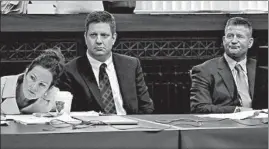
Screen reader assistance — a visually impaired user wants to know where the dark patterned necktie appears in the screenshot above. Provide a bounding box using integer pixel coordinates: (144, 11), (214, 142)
(99, 63), (116, 114)
(234, 64), (252, 107)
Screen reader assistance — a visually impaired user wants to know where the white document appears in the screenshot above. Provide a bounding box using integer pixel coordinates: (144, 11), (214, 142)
(5, 113), (81, 125)
(1, 120), (10, 126)
(196, 109), (268, 120)
(1, 115), (6, 121)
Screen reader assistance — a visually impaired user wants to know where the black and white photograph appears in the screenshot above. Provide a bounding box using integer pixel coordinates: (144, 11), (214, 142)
(1, 1), (268, 149)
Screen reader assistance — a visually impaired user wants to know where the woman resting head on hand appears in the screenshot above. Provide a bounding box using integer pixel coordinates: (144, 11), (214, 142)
(1, 48), (68, 114)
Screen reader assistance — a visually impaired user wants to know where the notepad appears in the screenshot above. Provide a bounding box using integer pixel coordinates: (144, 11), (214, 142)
(72, 116), (138, 125)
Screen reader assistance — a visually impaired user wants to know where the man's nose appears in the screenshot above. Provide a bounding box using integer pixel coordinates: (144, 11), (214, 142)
(231, 36), (239, 43)
(95, 35), (102, 44)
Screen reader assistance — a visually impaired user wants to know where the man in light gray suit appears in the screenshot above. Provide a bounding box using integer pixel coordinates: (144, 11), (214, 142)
(190, 17), (256, 113)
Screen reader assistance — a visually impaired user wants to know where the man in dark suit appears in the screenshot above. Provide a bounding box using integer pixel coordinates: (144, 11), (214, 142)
(190, 17), (256, 113)
(56, 11), (154, 114)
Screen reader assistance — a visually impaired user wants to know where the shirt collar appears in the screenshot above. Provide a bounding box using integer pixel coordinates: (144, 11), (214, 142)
(224, 53), (247, 72)
(86, 52), (113, 70)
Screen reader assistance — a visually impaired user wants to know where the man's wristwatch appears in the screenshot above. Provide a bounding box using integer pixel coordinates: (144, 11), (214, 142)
(234, 107), (241, 113)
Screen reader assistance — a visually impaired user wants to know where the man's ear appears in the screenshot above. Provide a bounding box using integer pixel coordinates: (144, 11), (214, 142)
(248, 37), (254, 48)
(84, 32), (88, 46)
(222, 36), (226, 45)
(84, 32), (87, 40)
(112, 33), (117, 45)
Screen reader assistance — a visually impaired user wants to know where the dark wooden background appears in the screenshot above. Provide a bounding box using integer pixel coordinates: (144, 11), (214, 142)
(0, 14), (268, 114)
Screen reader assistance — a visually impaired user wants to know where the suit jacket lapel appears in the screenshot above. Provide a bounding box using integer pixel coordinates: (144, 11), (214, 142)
(217, 56), (236, 98)
(112, 54), (130, 109)
(77, 56), (102, 106)
(247, 59), (256, 99)
(1, 98), (21, 114)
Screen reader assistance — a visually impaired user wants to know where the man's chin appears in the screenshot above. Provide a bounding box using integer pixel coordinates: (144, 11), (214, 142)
(227, 53), (243, 61)
(94, 51), (107, 56)
(228, 50), (241, 56)
(93, 51), (112, 57)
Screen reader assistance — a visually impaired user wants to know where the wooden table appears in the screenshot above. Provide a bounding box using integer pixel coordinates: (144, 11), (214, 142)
(1, 114), (267, 149)
(131, 114), (268, 149)
(1, 115), (179, 149)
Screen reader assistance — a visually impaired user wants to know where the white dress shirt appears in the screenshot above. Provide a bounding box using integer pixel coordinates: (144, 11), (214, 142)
(87, 53), (126, 115)
(224, 53), (249, 87)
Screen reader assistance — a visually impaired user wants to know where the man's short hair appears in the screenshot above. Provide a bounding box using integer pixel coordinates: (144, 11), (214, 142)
(225, 17), (253, 36)
(85, 11), (116, 34)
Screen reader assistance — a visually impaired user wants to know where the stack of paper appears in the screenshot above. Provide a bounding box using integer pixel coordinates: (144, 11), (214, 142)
(196, 109), (268, 120)
(6, 113), (81, 125)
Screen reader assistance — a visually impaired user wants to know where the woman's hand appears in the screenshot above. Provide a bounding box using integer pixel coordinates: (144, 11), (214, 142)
(42, 86), (60, 111)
